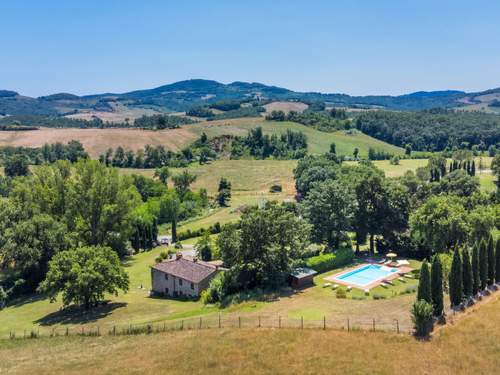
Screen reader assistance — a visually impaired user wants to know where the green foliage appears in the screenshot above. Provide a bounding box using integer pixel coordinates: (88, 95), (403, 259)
(4, 155), (29, 177)
(172, 170), (197, 196)
(472, 245), (481, 294)
(410, 195), (468, 254)
(449, 250), (463, 306)
(269, 184), (282, 193)
(462, 249), (473, 299)
(39, 246), (129, 309)
(133, 114), (196, 129)
(267, 110), (351, 132)
(417, 260), (432, 304)
(430, 257), (444, 316)
(216, 177), (231, 207)
(487, 236), (495, 285)
(215, 202), (311, 296)
(355, 110), (500, 151)
(411, 300), (434, 337)
(304, 248), (355, 273)
(302, 180), (356, 249)
(479, 240), (488, 289)
(195, 231), (213, 261)
(335, 288), (347, 299)
(154, 166), (170, 185)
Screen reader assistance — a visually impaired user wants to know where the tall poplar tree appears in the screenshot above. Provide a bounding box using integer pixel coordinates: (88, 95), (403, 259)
(472, 244), (480, 294)
(496, 239), (500, 283)
(417, 260), (432, 303)
(487, 236), (495, 285)
(479, 240), (488, 290)
(449, 250), (463, 307)
(462, 249), (473, 298)
(430, 256), (444, 316)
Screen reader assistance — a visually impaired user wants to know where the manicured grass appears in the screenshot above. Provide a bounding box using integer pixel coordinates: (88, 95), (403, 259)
(1, 293), (498, 375)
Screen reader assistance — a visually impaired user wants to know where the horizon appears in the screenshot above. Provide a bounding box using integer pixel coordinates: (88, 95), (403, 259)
(1, 0), (500, 97)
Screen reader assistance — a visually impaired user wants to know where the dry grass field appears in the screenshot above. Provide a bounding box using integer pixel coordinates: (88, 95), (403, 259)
(0, 293), (498, 375)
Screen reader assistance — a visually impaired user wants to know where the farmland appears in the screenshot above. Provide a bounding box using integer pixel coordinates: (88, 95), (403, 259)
(0, 117), (403, 158)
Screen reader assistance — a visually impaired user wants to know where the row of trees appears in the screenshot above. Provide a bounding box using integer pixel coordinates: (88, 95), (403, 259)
(266, 110), (352, 132)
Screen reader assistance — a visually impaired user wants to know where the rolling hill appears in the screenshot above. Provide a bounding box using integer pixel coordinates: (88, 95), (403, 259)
(2, 79), (500, 116)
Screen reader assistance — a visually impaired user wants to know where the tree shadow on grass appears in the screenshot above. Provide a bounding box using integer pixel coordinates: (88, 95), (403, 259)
(34, 301), (127, 326)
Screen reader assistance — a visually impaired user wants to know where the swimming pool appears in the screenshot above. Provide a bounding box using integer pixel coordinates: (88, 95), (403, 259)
(332, 264), (398, 288)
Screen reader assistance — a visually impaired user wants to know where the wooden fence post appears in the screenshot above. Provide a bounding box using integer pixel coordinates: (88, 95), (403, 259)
(258, 316), (261, 328)
(238, 316), (241, 328)
(199, 317), (202, 329)
(396, 319), (399, 334)
(372, 319), (375, 332)
(347, 318), (350, 332)
(181, 320), (184, 330)
(301, 316), (303, 329)
(279, 316), (281, 329)
(219, 313), (221, 329)
(323, 316), (326, 330)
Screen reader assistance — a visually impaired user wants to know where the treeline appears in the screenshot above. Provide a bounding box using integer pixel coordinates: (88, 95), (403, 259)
(265, 109), (352, 132)
(187, 101), (265, 120)
(0, 141), (88, 167)
(355, 109), (500, 151)
(100, 127), (308, 169)
(0, 113), (197, 130)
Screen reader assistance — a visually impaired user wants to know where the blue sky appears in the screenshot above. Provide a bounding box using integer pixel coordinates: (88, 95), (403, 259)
(1, 0), (499, 97)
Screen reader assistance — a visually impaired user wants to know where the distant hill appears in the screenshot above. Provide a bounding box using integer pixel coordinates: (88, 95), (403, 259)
(1, 79), (499, 116)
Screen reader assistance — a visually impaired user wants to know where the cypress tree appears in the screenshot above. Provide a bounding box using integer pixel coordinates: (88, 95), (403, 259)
(417, 260), (432, 303)
(430, 256), (444, 316)
(472, 245), (480, 294)
(449, 250), (463, 307)
(479, 240), (488, 290)
(471, 160), (476, 176)
(462, 249), (473, 298)
(496, 239), (500, 284)
(487, 236), (495, 285)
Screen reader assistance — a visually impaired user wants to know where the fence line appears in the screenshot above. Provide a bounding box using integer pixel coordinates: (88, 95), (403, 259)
(4, 315), (412, 341)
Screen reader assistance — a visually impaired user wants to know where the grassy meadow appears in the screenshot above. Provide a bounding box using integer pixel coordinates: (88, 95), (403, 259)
(0, 293), (498, 375)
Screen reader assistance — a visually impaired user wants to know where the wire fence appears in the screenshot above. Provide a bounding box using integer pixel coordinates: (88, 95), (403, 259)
(5, 315), (413, 340)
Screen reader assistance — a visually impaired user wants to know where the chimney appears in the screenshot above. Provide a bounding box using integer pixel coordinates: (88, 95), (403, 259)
(176, 252), (182, 260)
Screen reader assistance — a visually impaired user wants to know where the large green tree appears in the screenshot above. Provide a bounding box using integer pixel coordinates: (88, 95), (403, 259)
(301, 180), (356, 249)
(479, 240), (488, 290)
(472, 244), (481, 294)
(410, 195), (468, 255)
(39, 246), (129, 309)
(487, 236), (495, 285)
(217, 202), (311, 290)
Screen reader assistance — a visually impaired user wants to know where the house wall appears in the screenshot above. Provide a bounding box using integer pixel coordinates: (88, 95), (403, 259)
(151, 268), (219, 297)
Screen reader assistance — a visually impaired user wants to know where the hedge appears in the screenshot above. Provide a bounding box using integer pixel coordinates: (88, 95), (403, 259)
(305, 248), (355, 273)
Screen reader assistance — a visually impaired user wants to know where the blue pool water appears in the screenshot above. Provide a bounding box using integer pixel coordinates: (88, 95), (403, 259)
(334, 264), (398, 287)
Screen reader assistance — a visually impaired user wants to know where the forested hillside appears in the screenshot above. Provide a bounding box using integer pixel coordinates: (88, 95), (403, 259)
(355, 110), (500, 151)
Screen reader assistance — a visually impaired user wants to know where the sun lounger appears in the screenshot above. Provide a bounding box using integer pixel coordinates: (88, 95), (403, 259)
(377, 259), (386, 264)
(404, 274), (413, 279)
(364, 289), (370, 295)
(382, 280), (393, 286)
(381, 283), (389, 289)
(332, 284), (339, 290)
(398, 277), (406, 283)
(323, 283), (332, 288)
(384, 260), (392, 265)
(347, 286), (352, 292)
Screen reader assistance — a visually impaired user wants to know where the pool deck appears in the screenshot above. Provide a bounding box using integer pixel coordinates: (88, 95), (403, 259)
(324, 262), (413, 290)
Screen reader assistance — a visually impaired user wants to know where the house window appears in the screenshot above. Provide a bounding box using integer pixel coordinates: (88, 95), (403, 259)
(179, 279), (183, 286)
(190, 283), (194, 290)
(165, 287), (169, 294)
(164, 274), (168, 280)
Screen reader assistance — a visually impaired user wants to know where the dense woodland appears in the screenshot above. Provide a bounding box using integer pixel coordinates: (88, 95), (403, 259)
(266, 108), (352, 132)
(355, 109), (500, 151)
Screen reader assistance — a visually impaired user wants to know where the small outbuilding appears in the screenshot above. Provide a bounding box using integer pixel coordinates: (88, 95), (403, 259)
(289, 267), (317, 288)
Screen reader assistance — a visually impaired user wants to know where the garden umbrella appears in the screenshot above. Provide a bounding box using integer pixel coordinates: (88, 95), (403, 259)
(386, 252), (397, 259)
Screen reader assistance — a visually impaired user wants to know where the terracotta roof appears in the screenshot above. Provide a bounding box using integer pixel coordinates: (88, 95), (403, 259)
(151, 256), (218, 283)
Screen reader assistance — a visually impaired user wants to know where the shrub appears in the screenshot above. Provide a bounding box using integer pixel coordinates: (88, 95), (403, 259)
(159, 251), (168, 260)
(411, 300), (434, 337)
(305, 248), (355, 273)
(269, 184), (282, 193)
(372, 293), (386, 300)
(177, 222), (222, 241)
(336, 288), (347, 299)
(404, 285), (418, 294)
